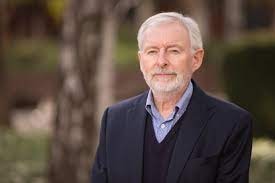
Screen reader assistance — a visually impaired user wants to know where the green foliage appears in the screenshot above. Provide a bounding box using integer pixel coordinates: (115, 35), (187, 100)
(46, 0), (66, 24)
(8, 0), (66, 25)
(251, 138), (275, 183)
(0, 129), (49, 183)
(4, 39), (59, 72)
(223, 33), (275, 138)
(115, 24), (139, 68)
(4, 27), (138, 72)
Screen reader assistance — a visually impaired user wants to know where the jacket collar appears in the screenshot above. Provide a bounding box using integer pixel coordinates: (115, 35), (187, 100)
(122, 91), (147, 183)
(166, 80), (215, 183)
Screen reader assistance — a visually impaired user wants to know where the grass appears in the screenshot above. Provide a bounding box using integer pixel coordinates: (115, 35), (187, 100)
(0, 129), (49, 183)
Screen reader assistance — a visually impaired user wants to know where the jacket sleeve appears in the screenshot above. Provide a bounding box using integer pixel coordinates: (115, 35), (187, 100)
(91, 108), (109, 183)
(216, 113), (253, 183)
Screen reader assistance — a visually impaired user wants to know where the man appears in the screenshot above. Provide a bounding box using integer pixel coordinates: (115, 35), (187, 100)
(92, 12), (252, 183)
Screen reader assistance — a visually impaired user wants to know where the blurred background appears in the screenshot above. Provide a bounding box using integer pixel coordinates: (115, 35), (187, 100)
(0, 0), (275, 183)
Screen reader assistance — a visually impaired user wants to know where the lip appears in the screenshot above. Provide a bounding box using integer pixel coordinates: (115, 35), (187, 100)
(153, 73), (176, 79)
(153, 73), (176, 76)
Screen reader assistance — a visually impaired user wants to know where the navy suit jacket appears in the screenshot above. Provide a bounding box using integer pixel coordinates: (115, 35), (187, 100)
(91, 81), (252, 183)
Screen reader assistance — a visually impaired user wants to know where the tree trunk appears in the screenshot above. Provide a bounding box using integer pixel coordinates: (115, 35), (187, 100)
(96, 0), (140, 122)
(224, 0), (243, 40)
(0, 0), (10, 128)
(179, 0), (210, 40)
(272, 6), (275, 29)
(49, 0), (104, 182)
(49, 0), (139, 183)
(135, 0), (155, 26)
(95, 13), (116, 124)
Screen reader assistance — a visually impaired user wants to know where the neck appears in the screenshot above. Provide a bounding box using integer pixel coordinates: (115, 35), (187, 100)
(152, 84), (189, 119)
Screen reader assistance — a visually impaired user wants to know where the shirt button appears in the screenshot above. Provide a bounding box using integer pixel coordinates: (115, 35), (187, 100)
(160, 124), (166, 129)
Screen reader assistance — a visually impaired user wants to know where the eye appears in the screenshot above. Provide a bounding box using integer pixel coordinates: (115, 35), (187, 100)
(146, 49), (158, 55)
(168, 49), (180, 54)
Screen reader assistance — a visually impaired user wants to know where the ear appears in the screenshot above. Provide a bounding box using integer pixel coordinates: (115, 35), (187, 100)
(138, 51), (142, 62)
(191, 48), (204, 72)
(138, 51), (143, 71)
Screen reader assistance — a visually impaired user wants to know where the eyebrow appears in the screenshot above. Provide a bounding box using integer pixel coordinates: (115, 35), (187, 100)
(166, 43), (184, 49)
(143, 46), (159, 51)
(142, 42), (185, 51)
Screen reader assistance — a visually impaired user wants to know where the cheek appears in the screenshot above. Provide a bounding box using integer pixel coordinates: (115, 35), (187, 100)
(140, 59), (154, 72)
(140, 62), (150, 75)
(172, 60), (192, 74)
(140, 63), (145, 73)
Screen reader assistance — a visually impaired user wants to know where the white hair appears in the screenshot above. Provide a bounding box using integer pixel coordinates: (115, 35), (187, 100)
(137, 12), (203, 52)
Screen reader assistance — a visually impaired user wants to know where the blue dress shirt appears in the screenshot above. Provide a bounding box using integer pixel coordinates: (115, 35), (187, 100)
(145, 82), (193, 143)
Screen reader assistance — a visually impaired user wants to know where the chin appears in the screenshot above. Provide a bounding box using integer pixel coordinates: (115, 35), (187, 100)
(150, 82), (182, 94)
(144, 74), (190, 94)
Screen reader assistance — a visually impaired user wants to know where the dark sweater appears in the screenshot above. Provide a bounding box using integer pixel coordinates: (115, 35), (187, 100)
(143, 114), (183, 183)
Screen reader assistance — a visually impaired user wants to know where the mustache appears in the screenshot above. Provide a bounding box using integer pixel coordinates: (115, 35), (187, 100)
(150, 68), (177, 75)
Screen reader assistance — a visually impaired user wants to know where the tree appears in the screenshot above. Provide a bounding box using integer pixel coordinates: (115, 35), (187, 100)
(224, 0), (243, 40)
(135, 0), (155, 26)
(49, 0), (139, 183)
(0, 0), (10, 127)
(177, 0), (210, 39)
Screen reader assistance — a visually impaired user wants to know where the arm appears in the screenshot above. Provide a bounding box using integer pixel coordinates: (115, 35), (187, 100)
(91, 108), (109, 183)
(216, 113), (253, 183)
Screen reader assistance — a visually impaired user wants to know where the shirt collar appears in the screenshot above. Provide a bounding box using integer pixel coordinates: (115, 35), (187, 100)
(145, 81), (193, 116)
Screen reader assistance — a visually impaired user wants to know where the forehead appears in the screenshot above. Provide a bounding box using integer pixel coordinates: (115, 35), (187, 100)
(142, 22), (190, 49)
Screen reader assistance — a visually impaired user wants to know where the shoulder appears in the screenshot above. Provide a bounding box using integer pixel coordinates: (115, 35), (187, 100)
(197, 92), (253, 150)
(209, 94), (251, 117)
(205, 93), (253, 129)
(106, 91), (148, 114)
(192, 80), (251, 122)
(192, 81), (252, 122)
(100, 91), (148, 131)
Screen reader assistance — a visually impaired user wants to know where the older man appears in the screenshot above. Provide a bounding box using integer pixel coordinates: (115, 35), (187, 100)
(92, 12), (252, 183)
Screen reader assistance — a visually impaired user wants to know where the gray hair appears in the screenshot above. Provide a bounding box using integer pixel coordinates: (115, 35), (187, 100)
(137, 12), (203, 52)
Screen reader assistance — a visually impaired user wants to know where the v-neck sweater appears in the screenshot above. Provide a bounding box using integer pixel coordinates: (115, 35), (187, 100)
(142, 114), (183, 183)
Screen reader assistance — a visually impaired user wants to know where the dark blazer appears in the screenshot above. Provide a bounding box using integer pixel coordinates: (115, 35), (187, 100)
(92, 81), (252, 183)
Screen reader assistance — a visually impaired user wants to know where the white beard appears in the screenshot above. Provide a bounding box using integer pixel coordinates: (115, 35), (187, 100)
(141, 67), (191, 94)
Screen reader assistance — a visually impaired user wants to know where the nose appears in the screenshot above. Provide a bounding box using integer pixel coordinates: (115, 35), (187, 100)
(157, 48), (168, 67)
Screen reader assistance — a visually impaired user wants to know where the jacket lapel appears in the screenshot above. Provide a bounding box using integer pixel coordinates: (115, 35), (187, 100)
(166, 83), (214, 183)
(124, 92), (148, 183)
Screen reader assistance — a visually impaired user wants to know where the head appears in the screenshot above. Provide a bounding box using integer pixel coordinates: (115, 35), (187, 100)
(137, 12), (204, 95)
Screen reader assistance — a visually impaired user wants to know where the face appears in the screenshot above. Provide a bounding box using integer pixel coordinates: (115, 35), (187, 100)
(138, 22), (204, 95)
